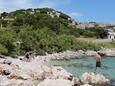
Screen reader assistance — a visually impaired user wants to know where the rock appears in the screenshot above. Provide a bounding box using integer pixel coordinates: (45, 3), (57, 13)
(7, 73), (17, 79)
(0, 59), (6, 64)
(0, 75), (8, 85)
(0, 55), (79, 86)
(51, 67), (73, 80)
(62, 50), (85, 59)
(0, 79), (24, 86)
(50, 50), (85, 60)
(80, 84), (92, 86)
(80, 72), (110, 85)
(72, 77), (80, 86)
(38, 79), (73, 86)
(85, 50), (97, 56)
(0, 54), (111, 86)
(2, 69), (11, 75)
(18, 74), (31, 80)
(99, 48), (115, 56)
(4, 58), (12, 65)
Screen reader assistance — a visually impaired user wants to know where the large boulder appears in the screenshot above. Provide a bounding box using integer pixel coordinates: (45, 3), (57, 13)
(80, 72), (110, 85)
(51, 67), (73, 80)
(38, 79), (73, 86)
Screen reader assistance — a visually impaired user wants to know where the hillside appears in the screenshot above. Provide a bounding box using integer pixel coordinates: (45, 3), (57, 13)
(0, 8), (77, 31)
(0, 8), (113, 57)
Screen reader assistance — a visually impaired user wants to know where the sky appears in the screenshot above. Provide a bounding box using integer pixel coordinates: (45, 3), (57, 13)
(0, 0), (115, 23)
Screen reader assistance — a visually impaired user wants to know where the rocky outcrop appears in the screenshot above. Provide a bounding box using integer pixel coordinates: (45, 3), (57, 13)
(0, 56), (75, 86)
(80, 72), (110, 85)
(50, 50), (86, 60)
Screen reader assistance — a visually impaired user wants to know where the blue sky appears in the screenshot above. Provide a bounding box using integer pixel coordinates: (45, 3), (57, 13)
(0, 0), (115, 23)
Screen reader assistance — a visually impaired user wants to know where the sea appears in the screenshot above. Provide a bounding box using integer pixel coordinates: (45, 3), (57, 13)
(51, 56), (115, 85)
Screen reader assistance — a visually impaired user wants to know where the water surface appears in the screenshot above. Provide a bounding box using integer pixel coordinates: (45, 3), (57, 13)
(51, 57), (115, 80)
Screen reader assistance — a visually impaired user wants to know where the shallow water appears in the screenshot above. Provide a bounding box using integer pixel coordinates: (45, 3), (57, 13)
(51, 57), (115, 80)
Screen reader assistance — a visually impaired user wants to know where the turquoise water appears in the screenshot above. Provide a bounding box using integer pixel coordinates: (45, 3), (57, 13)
(51, 57), (115, 80)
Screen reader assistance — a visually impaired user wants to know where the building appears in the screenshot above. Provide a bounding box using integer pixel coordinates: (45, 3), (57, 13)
(108, 32), (115, 40)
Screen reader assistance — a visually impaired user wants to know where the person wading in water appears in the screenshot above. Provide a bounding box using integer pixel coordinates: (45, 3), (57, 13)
(95, 52), (103, 73)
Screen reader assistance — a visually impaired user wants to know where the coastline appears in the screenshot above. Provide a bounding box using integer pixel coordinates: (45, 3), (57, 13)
(0, 52), (112, 86)
(44, 48), (115, 60)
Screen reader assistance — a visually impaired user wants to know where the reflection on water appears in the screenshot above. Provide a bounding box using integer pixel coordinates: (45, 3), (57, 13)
(51, 57), (115, 80)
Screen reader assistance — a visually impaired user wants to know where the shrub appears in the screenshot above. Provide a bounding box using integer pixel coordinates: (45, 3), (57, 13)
(0, 44), (8, 55)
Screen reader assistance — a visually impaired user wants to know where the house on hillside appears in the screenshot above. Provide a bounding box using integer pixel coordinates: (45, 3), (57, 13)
(108, 32), (115, 40)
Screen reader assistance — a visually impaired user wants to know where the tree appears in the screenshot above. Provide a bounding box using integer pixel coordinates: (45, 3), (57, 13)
(0, 44), (8, 55)
(0, 29), (18, 56)
(1, 12), (8, 17)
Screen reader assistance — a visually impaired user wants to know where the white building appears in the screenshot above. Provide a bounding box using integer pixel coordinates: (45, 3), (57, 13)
(108, 32), (115, 40)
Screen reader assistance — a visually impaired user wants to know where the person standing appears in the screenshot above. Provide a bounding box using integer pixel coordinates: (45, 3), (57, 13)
(95, 52), (102, 73)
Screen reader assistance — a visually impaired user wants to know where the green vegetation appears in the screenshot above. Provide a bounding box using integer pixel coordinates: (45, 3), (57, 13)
(76, 27), (108, 38)
(0, 8), (110, 56)
(77, 37), (115, 48)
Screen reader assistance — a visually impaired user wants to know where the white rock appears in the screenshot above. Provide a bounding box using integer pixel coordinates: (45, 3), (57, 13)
(80, 72), (110, 85)
(80, 84), (92, 86)
(38, 79), (73, 86)
(85, 50), (97, 56)
(51, 66), (73, 80)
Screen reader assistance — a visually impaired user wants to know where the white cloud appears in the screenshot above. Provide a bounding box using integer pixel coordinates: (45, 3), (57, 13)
(0, 0), (72, 13)
(0, 0), (34, 13)
(0, 0), (58, 13)
(69, 12), (83, 17)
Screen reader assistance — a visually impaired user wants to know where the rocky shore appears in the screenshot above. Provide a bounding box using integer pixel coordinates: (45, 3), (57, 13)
(48, 48), (115, 60)
(0, 55), (110, 86)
